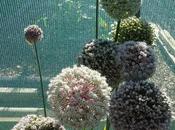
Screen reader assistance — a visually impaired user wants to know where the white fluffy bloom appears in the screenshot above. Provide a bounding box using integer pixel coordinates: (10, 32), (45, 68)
(47, 65), (111, 129)
(12, 115), (65, 130)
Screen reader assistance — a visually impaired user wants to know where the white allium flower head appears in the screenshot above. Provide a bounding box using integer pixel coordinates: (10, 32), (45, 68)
(100, 0), (142, 19)
(47, 65), (111, 129)
(11, 115), (65, 130)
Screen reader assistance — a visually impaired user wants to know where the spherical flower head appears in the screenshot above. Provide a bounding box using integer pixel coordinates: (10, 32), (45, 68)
(47, 65), (111, 129)
(78, 39), (121, 87)
(109, 81), (171, 130)
(116, 41), (156, 81)
(110, 16), (155, 45)
(24, 25), (43, 45)
(100, 0), (141, 19)
(12, 115), (66, 130)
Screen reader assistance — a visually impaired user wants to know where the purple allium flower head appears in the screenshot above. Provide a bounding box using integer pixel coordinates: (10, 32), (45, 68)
(116, 41), (156, 81)
(109, 81), (171, 130)
(24, 25), (43, 45)
(78, 39), (121, 87)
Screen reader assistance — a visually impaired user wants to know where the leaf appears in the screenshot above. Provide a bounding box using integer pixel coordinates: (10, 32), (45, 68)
(99, 17), (109, 29)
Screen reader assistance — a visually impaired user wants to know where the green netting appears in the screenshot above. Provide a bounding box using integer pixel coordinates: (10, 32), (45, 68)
(0, 0), (175, 130)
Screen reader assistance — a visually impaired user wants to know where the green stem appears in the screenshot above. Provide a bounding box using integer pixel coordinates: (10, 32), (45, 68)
(114, 19), (121, 42)
(136, 10), (140, 18)
(33, 43), (47, 117)
(105, 20), (122, 129)
(105, 82), (118, 130)
(105, 117), (110, 130)
(96, 0), (99, 39)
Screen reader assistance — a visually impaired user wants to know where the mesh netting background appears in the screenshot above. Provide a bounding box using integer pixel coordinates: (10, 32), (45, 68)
(0, 0), (175, 129)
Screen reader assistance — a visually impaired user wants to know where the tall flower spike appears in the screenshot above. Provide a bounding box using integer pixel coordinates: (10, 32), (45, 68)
(12, 115), (66, 130)
(24, 25), (43, 45)
(110, 16), (155, 45)
(24, 25), (47, 117)
(78, 39), (121, 87)
(109, 81), (171, 130)
(100, 0), (141, 19)
(116, 41), (156, 81)
(47, 65), (111, 129)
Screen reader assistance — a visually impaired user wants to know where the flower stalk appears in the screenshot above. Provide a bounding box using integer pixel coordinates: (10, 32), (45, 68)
(33, 43), (47, 117)
(105, 117), (110, 130)
(114, 19), (121, 42)
(24, 25), (47, 117)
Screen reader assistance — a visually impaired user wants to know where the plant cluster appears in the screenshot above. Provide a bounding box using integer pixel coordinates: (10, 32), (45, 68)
(12, 0), (172, 130)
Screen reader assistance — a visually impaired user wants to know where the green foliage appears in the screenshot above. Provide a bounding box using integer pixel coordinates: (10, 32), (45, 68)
(110, 16), (155, 45)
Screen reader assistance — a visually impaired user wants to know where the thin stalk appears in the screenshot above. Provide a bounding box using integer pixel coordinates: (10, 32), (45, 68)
(114, 19), (121, 42)
(96, 0), (99, 39)
(33, 43), (47, 117)
(105, 117), (110, 130)
(136, 10), (141, 18)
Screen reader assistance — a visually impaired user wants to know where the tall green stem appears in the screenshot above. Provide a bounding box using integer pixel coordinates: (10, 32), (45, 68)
(96, 0), (99, 39)
(114, 19), (121, 42)
(33, 43), (47, 117)
(105, 117), (110, 130)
